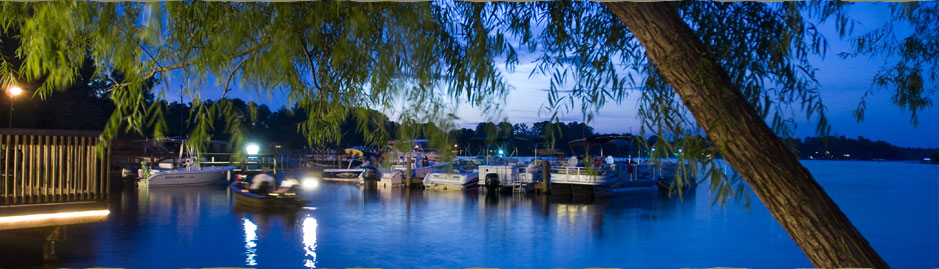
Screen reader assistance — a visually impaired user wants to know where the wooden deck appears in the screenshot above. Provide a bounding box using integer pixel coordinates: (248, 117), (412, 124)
(0, 128), (110, 230)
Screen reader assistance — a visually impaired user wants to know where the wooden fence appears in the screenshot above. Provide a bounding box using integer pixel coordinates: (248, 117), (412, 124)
(1, 129), (109, 206)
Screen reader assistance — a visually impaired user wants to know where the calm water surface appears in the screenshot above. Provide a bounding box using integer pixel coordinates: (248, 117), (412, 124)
(29, 161), (939, 267)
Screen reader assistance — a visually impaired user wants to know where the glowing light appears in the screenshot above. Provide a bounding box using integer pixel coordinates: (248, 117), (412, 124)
(302, 217), (318, 268)
(246, 144), (260, 155)
(302, 177), (320, 190)
(678, 148), (683, 153)
(498, 149), (504, 155)
(6, 86), (23, 96)
(243, 218), (258, 266)
(0, 209), (109, 223)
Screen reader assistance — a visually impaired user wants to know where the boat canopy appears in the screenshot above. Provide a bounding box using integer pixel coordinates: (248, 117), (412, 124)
(568, 135), (634, 156)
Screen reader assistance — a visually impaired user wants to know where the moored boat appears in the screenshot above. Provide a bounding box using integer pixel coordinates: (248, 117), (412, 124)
(423, 159), (480, 191)
(478, 158), (543, 192)
(322, 148), (380, 183)
(377, 155), (446, 186)
(141, 164), (236, 186)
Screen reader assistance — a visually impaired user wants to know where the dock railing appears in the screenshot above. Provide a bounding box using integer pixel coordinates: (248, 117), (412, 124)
(1, 128), (109, 207)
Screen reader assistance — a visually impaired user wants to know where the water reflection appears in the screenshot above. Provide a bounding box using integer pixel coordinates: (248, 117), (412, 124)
(41, 162), (935, 268)
(301, 216), (318, 268)
(242, 218), (258, 266)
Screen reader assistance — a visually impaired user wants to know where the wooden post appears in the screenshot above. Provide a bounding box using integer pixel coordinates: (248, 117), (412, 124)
(3, 134), (9, 205)
(42, 226), (65, 262)
(541, 160), (550, 194)
(405, 157), (413, 188)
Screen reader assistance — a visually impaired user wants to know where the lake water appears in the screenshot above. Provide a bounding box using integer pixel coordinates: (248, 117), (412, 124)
(3, 160), (937, 268)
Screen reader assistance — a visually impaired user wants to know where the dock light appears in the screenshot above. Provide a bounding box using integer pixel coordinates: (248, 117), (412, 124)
(6, 85), (23, 128)
(301, 177), (320, 190)
(7, 86), (22, 96)
(0, 209), (110, 224)
(246, 143), (260, 155)
(498, 149), (504, 155)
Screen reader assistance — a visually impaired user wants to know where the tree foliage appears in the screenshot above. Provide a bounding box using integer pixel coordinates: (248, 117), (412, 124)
(0, 1), (934, 204)
(842, 2), (938, 125)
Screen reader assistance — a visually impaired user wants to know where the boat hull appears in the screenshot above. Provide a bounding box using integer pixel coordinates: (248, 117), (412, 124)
(229, 184), (306, 209)
(423, 172), (479, 191)
(549, 180), (659, 197)
(144, 166), (234, 186)
(322, 168), (365, 183)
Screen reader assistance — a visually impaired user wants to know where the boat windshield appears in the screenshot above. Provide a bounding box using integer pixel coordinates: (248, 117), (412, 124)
(450, 160), (478, 173)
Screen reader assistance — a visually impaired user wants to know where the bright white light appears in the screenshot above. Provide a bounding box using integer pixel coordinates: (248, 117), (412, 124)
(302, 177), (319, 190)
(302, 217), (318, 268)
(7, 86), (23, 97)
(0, 209), (109, 223)
(678, 148), (683, 153)
(498, 149), (504, 155)
(246, 144), (260, 155)
(651, 148), (656, 152)
(243, 218), (258, 266)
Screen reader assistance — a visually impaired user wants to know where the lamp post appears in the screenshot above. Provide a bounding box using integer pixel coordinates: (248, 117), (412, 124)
(7, 86), (23, 128)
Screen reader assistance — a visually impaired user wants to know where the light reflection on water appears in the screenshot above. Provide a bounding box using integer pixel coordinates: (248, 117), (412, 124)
(18, 161), (936, 268)
(242, 218), (258, 266)
(302, 217), (318, 268)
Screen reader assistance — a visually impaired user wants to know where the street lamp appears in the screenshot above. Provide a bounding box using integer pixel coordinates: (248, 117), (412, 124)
(6, 86), (23, 128)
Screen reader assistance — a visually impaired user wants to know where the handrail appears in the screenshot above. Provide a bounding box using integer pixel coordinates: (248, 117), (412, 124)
(1, 130), (109, 206)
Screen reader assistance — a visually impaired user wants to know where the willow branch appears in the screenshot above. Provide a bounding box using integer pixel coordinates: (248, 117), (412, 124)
(222, 56), (250, 99)
(298, 35), (323, 91)
(111, 43), (263, 90)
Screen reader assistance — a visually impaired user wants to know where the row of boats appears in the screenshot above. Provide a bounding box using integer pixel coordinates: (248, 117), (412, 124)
(321, 152), (693, 197)
(128, 135), (696, 210)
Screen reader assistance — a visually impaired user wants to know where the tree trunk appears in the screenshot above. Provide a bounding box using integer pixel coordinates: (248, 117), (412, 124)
(604, 2), (888, 268)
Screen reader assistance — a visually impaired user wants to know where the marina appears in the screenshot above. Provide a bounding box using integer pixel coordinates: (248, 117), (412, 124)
(0, 160), (934, 268)
(1, 1), (938, 268)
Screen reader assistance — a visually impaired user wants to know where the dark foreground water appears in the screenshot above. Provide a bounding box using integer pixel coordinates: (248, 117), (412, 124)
(5, 160), (938, 268)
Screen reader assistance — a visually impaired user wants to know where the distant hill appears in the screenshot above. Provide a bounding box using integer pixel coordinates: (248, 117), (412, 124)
(784, 136), (938, 162)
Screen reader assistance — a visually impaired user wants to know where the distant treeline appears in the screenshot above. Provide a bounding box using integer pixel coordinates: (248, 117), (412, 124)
(784, 136), (937, 161)
(2, 63), (934, 161)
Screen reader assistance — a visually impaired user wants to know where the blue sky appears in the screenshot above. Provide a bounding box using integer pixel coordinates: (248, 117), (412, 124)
(165, 3), (937, 148)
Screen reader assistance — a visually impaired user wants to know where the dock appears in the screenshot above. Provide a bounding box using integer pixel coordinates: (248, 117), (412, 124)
(1, 128), (111, 262)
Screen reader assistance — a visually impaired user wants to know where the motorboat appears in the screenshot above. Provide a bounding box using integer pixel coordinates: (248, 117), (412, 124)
(321, 159), (380, 183)
(322, 148), (381, 183)
(377, 155), (446, 186)
(139, 162), (236, 186)
(478, 158), (543, 192)
(136, 139), (236, 186)
(423, 159), (480, 190)
(229, 180), (307, 209)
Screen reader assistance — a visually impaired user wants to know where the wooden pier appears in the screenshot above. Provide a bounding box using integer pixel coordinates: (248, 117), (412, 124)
(0, 128), (111, 261)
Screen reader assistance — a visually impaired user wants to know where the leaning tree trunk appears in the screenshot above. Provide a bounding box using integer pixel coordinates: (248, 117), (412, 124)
(604, 2), (888, 268)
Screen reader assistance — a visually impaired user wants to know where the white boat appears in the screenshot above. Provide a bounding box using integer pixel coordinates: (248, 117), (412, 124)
(478, 158), (543, 192)
(136, 138), (236, 186)
(322, 148), (381, 183)
(549, 135), (663, 197)
(378, 155), (446, 186)
(140, 163), (236, 186)
(423, 159), (480, 190)
(322, 160), (381, 183)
